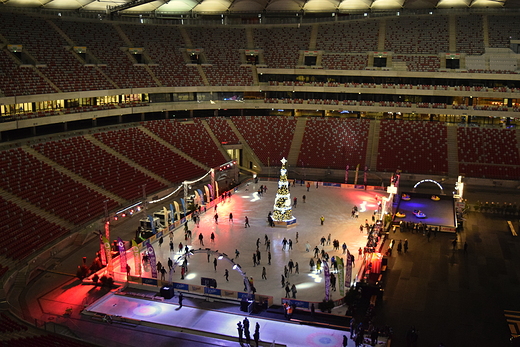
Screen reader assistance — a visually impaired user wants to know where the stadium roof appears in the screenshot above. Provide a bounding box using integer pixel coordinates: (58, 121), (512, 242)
(2, 0), (520, 13)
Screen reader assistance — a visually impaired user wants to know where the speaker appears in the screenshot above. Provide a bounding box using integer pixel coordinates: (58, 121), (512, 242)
(160, 285), (175, 299)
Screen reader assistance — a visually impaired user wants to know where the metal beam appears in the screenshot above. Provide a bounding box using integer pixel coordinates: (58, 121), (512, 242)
(108, 0), (157, 13)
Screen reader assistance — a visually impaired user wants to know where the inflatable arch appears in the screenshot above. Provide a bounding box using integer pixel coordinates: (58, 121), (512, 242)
(412, 179), (444, 194)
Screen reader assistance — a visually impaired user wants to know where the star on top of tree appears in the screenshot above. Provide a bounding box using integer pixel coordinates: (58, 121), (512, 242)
(280, 157), (287, 165)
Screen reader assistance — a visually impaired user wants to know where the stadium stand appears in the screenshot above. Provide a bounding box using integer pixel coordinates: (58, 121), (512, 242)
(297, 117), (370, 170)
(50, 19), (157, 89)
(377, 120), (448, 175)
(205, 117), (241, 145)
(32, 136), (166, 201)
(231, 116), (297, 166)
(488, 15), (520, 48)
(316, 21), (379, 53)
(189, 27), (253, 86)
(456, 15), (485, 55)
(0, 148), (118, 225)
(93, 128), (207, 184)
(119, 24), (204, 87)
(385, 16), (449, 54)
(253, 26), (312, 68)
(142, 119), (227, 168)
(457, 127), (520, 179)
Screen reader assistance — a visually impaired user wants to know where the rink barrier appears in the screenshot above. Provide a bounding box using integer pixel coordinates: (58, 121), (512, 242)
(126, 280), (274, 307)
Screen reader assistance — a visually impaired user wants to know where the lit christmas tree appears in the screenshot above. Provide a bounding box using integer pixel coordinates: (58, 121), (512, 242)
(272, 157), (294, 221)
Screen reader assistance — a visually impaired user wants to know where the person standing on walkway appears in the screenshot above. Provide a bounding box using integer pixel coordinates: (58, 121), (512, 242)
(245, 216), (250, 228)
(243, 317), (250, 345)
(254, 322), (260, 347)
(262, 266), (267, 280)
(291, 284), (297, 298)
(178, 292), (183, 308)
(237, 321), (243, 344)
(224, 269), (229, 281)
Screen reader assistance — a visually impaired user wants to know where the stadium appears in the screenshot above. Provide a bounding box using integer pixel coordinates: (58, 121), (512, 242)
(1, 1), (520, 346)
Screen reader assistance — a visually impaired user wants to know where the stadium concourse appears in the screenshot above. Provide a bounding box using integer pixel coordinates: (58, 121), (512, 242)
(20, 179), (388, 347)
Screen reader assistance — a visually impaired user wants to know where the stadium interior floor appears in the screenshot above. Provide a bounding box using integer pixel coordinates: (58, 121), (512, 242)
(8, 179), (520, 346)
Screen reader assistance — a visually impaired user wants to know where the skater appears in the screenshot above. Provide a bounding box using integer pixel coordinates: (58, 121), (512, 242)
(295, 232), (299, 243)
(243, 318), (251, 345)
(198, 233), (204, 246)
(210, 232), (215, 243)
(237, 322), (244, 344)
(213, 257), (217, 271)
(320, 215), (325, 225)
(268, 251), (272, 265)
(214, 213), (218, 224)
(305, 241), (311, 252)
(404, 239), (409, 253)
(281, 274), (285, 287)
(245, 216), (250, 228)
(293, 197), (297, 207)
(159, 236), (163, 247)
(169, 240), (174, 252)
(262, 266), (267, 280)
(254, 322), (260, 347)
(291, 284), (297, 298)
(178, 292), (183, 307)
(295, 262), (299, 274)
(235, 249), (240, 258)
(224, 269), (229, 281)
(302, 195), (306, 203)
(229, 212), (233, 223)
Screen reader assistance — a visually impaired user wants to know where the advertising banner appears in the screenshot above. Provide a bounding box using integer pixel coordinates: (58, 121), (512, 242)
(131, 240), (141, 276)
(102, 235), (113, 274)
(144, 240), (157, 279)
(337, 257), (345, 296)
(345, 250), (353, 288)
(117, 237), (127, 272)
(324, 261), (330, 301)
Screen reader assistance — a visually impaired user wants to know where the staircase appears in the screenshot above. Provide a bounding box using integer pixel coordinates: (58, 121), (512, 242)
(449, 15), (457, 52)
(309, 24), (319, 51)
(226, 118), (262, 170)
(366, 120), (381, 170)
(378, 19), (386, 51)
(446, 124), (459, 178)
(245, 27), (255, 49)
(197, 65), (210, 86)
(286, 117), (307, 167)
(200, 119), (231, 161)
(84, 134), (171, 186)
(138, 126), (210, 171)
(22, 146), (126, 205)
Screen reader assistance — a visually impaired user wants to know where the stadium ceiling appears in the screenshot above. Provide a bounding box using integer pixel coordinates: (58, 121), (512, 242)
(2, 0), (520, 13)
